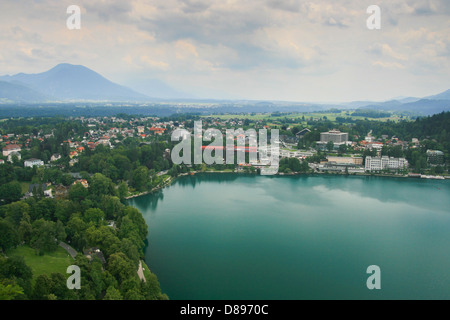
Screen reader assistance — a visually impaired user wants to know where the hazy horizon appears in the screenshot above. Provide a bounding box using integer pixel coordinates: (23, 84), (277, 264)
(1, 0), (449, 102)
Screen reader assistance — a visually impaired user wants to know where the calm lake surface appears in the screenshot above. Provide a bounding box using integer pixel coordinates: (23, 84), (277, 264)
(128, 174), (450, 299)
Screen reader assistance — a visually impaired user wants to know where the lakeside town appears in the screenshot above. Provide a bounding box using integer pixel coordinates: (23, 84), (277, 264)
(1, 112), (448, 196)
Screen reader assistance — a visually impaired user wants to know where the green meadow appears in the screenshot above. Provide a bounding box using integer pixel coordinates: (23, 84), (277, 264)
(9, 245), (73, 281)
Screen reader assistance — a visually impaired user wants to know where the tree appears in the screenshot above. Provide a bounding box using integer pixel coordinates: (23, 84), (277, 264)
(120, 238), (140, 266)
(107, 252), (136, 283)
(131, 166), (149, 192)
(89, 260), (105, 299)
(61, 174), (74, 187)
(124, 288), (145, 300)
(54, 200), (75, 223)
(86, 226), (121, 256)
(31, 219), (58, 254)
(55, 220), (67, 241)
(66, 215), (88, 251)
(0, 280), (24, 300)
(338, 144), (347, 154)
(0, 255), (33, 297)
(33, 198), (56, 221)
(0, 181), (22, 204)
(5, 201), (30, 227)
(0, 219), (20, 252)
(326, 141), (334, 152)
(435, 165), (444, 174)
(121, 207), (148, 242)
(69, 183), (88, 202)
(103, 286), (123, 300)
(99, 196), (124, 220)
(32, 274), (53, 300)
(18, 217), (33, 245)
(117, 182), (129, 202)
(49, 272), (74, 300)
(89, 173), (116, 199)
(141, 273), (165, 300)
(84, 208), (105, 226)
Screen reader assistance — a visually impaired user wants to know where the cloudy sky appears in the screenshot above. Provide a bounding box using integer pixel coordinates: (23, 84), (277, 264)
(0, 0), (449, 101)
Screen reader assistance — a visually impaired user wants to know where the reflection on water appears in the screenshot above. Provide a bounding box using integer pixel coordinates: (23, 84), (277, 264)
(128, 173), (450, 299)
(129, 190), (164, 212)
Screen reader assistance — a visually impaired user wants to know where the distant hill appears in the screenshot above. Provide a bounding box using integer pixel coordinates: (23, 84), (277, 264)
(400, 99), (450, 115)
(125, 78), (196, 100)
(426, 89), (450, 100)
(359, 98), (450, 115)
(0, 80), (49, 102)
(0, 64), (448, 116)
(350, 88), (450, 115)
(0, 63), (149, 102)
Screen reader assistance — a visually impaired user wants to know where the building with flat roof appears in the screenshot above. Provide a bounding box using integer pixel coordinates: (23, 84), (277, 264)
(365, 156), (408, 172)
(426, 150), (444, 165)
(327, 156), (363, 166)
(320, 130), (348, 144)
(24, 158), (44, 168)
(316, 130), (349, 150)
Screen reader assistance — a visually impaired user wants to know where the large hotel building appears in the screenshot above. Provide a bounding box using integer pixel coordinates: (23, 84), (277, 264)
(365, 156), (408, 172)
(316, 130), (349, 150)
(320, 130), (349, 144)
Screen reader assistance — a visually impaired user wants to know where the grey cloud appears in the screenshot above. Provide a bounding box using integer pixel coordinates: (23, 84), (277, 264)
(180, 0), (211, 13)
(265, 0), (301, 12)
(83, 0), (133, 22)
(407, 0), (450, 15)
(324, 17), (348, 28)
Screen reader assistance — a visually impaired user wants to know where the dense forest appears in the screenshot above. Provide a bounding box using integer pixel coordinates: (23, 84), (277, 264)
(0, 183), (168, 300)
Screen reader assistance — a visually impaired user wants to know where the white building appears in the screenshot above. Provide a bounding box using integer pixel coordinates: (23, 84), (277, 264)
(2, 144), (21, 157)
(50, 153), (61, 162)
(316, 130), (349, 150)
(320, 130), (348, 144)
(24, 158), (44, 168)
(365, 156), (408, 172)
(365, 135), (375, 143)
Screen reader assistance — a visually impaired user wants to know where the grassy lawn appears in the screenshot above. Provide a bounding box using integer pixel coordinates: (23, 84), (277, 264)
(202, 111), (407, 124)
(20, 182), (30, 194)
(9, 245), (73, 281)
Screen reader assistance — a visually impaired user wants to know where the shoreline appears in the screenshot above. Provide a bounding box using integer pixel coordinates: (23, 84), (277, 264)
(126, 169), (449, 200)
(125, 176), (173, 199)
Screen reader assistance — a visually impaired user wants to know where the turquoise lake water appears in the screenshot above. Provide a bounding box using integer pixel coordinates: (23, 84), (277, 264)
(128, 174), (450, 300)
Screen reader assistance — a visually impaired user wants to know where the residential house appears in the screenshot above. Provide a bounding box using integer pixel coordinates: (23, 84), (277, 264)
(51, 153), (62, 162)
(24, 158), (44, 168)
(2, 144), (21, 157)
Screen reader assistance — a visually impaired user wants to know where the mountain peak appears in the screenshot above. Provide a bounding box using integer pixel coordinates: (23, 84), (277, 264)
(0, 64), (148, 101)
(50, 63), (91, 72)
